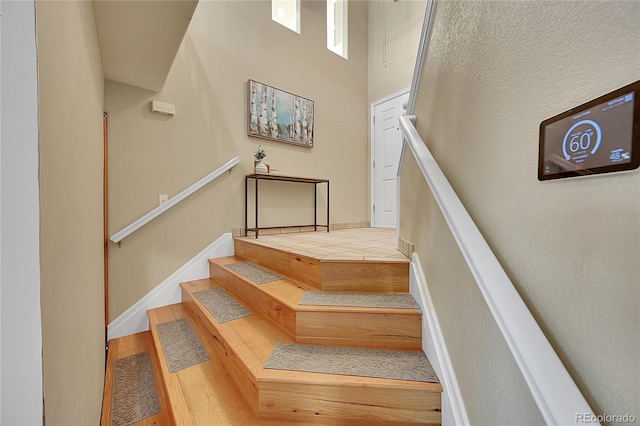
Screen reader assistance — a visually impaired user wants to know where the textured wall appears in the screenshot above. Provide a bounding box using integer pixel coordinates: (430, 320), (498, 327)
(401, 1), (639, 424)
(37, 0), (106, 424)
(107, 0), (369, 321)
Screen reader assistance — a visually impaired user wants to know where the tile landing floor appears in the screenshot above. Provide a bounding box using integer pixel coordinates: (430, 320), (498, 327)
(235, 227), (409, 262)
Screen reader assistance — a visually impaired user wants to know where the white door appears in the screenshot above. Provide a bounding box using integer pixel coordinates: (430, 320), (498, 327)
(372, 90), (409, 228)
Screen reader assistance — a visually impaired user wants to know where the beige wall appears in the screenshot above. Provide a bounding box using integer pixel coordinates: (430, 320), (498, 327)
(106, 0), (369, 321)
(401, 1), (639, 424)
(37, 1), (106, 424)
(368, 0), (425, 105)
(367, 0), (425, 214)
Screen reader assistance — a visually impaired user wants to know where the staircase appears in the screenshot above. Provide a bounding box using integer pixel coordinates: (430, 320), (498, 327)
(101, 229), (442, 425)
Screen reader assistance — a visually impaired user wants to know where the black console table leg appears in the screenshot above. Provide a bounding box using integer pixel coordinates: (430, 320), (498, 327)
(244, 177), (248, 237)
(255, 178), (259, 238)
(314, 182), (318, 231)
(326, 181), (330, 232)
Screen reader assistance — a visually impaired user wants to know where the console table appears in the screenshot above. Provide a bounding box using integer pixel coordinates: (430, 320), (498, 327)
(245, 173), (329, 238)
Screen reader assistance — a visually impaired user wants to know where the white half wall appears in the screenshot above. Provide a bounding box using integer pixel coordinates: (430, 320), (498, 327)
(108, 232), (234, 339)
(410, 253), (469, 426)
(0, 1), (43, 424)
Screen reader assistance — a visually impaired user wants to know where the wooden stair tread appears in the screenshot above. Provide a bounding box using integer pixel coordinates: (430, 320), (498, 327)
(147, 303), (312, 425)
(210, 257), (423, 350)
(211, 256), (421, 315)
(181, 279), (439, 390)
(100, 331), (171, 426)
(211, 256), (312, 311)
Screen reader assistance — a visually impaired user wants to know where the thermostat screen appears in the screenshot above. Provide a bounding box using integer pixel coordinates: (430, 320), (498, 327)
(539, 81), (640, 180)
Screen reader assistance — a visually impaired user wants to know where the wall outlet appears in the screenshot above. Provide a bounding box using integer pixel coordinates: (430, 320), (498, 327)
(158, 194), (168, 205)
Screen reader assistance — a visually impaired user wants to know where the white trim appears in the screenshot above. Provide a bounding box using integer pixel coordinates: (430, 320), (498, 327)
(372, 87), (411, 109)
(370, 87), (410, 229)
(406, 0), (437, 116)
(410, 253), (469, 426)
(0, 1), (4, 416)
(0, 1), (43, 423)
(399, 115), (597, 425)
(110, 156), (240, 243)
(107, 232), (234, 339)
(398, 0), (437, 179)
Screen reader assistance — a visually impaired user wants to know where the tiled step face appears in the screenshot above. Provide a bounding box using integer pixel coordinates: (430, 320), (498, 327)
(180, 279), (442, 425)
(210, 257), (423, 350)
(234, 239), (410, 292)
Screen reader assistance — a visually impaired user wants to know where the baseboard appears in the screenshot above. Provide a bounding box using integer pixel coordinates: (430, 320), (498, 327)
(410, 252), (470, 426)
(107, 233), (234, 340)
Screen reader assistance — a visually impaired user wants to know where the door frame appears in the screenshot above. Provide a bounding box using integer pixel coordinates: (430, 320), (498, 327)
(370, 87), (410, 228)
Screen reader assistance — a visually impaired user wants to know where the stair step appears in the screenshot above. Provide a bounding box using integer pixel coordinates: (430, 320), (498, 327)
(210, 256), (423, 350)
(100, 331), (171, 426)
(147, 303), (306, 425)
(234, 238), (410, 292)
(181, 278), (442, 425)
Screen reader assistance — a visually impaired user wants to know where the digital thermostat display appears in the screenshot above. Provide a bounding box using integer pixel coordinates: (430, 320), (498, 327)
(539, 80), (640, 180)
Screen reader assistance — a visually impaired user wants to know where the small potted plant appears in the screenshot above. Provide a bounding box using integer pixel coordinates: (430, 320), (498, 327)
(254, 145), (268, 173)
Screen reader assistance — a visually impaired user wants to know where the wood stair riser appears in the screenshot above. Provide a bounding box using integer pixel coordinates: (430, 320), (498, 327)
(234, 239), (410, 292)
(258, 379), (441, 425)
(297, 311), (422, 350)
(234, 239), (322, 289)
(210, 258), (423, 350)
(321, 261), (410, 293)
(181, 288), (260, 416)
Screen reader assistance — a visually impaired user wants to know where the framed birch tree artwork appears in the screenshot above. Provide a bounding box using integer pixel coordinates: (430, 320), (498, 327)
(248, 80), (314, 148)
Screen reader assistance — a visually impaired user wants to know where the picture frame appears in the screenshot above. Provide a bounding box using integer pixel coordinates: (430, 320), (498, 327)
(248, 80), (314, 148)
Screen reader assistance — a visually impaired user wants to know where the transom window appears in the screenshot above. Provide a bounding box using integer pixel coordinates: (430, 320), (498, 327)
(327, 0), (348, 59)
(272, 0), (300, 34)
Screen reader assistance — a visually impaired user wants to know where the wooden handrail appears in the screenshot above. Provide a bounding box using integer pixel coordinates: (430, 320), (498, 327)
(103, 112), (110, 331)
(110, 156), (241, 244)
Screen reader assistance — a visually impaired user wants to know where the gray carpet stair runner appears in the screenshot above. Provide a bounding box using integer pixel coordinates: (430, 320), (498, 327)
(225, 261), (283, 284)
(193, 287), (252, 323)
(299, 290), (420, 309)
(111, 352), (161, 426)
(264, 343), (439, 383)
(156, 318), (210, 373)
